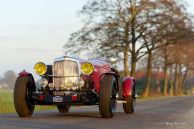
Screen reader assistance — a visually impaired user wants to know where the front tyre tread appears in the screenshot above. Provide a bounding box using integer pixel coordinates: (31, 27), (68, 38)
(123, 88), (135, 114)
(14, 76), (35, 117)
(99, 75), (116, 118)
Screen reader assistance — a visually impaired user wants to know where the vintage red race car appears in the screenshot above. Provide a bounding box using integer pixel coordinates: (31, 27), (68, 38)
(14, 55), (136, 118)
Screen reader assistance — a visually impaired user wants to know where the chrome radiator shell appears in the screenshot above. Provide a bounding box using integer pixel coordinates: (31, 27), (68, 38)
(53, 57), (80, 90)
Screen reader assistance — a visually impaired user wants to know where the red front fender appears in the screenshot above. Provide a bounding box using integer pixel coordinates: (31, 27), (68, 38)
(122, 77), (134, 99)
(19, 71), (30, 76)
(18, 71), (35, 87)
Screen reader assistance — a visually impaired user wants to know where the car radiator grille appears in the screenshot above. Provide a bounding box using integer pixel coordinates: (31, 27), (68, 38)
(53, 60), (79, 89)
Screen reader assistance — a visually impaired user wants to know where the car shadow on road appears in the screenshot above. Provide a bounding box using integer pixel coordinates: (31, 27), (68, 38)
(1, 112), (129, 120)
(54, 111), (102, 118)
(33, 111), (132, 119)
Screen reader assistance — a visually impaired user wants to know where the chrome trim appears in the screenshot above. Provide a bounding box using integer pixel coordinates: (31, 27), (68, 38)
(52, 56), (81, 90)
(44, 75), (79, 77)
(89, 59), (107, 63)
(117, 100), (127, 104)
(54, 56), (81, 77)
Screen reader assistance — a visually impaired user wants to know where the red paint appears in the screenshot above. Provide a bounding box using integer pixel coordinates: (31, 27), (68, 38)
(91, 70), (102, 93)
(19, 71), (29, 76)
(39, 95), (45, 101)
(122, 77), (134, 99)
(78, 59), (112, 93)
(88, 60), (111, 93)
(72, 94), (77, 101)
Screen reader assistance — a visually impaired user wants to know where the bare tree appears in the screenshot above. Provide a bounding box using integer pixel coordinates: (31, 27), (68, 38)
(140, 0), (192, 97)
(64, 0), (193, 98)
(64, 0), (189, 77)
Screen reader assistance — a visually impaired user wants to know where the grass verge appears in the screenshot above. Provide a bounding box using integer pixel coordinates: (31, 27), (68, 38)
(0, 89), (55, 114)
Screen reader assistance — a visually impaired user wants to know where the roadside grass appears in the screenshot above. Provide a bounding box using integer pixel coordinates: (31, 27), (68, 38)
(0, 89), (55, 114)
(137, 93), (194, 103)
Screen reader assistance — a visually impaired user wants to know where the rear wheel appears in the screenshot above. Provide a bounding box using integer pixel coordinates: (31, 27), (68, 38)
(14, 76), (35, 117)
(57, 104), (70, 113)
(123, 87), (135, 114)
(99, 75), (117, 118)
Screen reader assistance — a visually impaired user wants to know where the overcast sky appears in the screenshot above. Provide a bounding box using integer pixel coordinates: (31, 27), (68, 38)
(0, 0), (194, 77)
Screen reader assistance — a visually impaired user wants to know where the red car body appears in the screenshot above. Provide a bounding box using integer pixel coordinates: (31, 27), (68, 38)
(15, 56), (136, 118)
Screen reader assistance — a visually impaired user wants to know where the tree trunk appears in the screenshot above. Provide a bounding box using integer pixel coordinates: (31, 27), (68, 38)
(169, 66), (174, 96)
(178, 76), (183, 95)
(163, 46), (168, 96)
(170, 79), (174, 96)
(142, 51), (152, 98)
(130, 53), (136, 77)
(163, 62), (168, 96)
(130, 4), (137, 77)
(178, 66), (183, 95)
(124, 49), (130, 76)
(182, 68), (188, 94)
(130, 27), (136, 77)
(183, 69), (188, 88)
(156, 67), (161, 93)
(124, 22), (130, 77)
(175, 63), (179, 95)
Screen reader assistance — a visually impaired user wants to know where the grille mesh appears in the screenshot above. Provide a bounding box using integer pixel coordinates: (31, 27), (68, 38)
(53, 60), (79, 89)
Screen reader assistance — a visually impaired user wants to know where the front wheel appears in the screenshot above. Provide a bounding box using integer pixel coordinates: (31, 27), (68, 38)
(99, 75), (117, 118)
(14, 76), (35, 117)
(57, 104), (70, 113)
(123, 87), (136, 114)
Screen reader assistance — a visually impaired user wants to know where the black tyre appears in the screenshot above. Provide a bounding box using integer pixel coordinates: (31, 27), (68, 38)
(57, 104), (70, 113)
(99, 75), (117, 118)
(123, 87), (135, 114)
(14, 76), (35, 117)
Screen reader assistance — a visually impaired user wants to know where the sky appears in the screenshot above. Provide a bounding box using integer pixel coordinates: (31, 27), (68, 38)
(0, 0), (194, 77)
(0, 0), (87, 76)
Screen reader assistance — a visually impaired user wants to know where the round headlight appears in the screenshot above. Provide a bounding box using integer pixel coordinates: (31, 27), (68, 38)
(34, 62), (47, 75)
(39, 78), (48, 87)
(81, 62), (94, 75)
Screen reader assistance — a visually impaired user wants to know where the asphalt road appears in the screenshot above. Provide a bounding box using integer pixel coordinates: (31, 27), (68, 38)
(0, 95), (194, 129)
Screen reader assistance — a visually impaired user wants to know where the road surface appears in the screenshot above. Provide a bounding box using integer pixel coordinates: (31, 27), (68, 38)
(0, 95), (194, 129)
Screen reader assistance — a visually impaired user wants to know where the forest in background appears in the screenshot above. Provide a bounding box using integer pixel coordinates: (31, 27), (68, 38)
(64, 0), (194, 98)
(0, 71), (16, 90)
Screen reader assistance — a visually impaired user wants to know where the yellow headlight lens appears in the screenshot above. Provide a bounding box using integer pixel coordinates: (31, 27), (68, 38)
(81, 62), (94, 75)
(34, 62), (47, 75)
